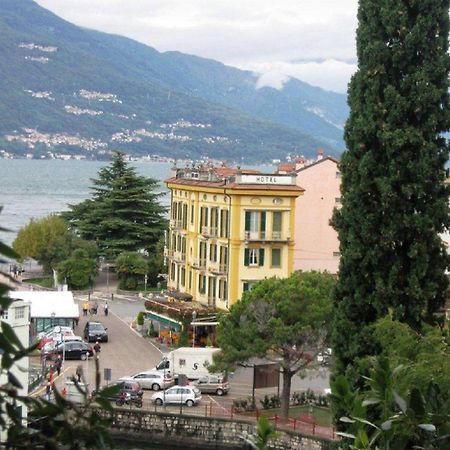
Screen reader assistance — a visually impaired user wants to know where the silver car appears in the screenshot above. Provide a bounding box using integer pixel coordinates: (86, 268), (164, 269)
(119, 371), (174, 391)
(151, 386), (202, 407)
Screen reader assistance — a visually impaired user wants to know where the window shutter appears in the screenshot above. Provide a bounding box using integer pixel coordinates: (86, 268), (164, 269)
(260, 211), (266, 231)
(245, 211), (251, 231)
(244, 249), (249, 266)
(243, 282), (249, 292)
(199, 207), (204, 233)
(259, 248), (265, 266)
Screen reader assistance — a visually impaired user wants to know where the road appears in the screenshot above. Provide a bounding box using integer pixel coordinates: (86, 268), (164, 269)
(33, 291), (330, 412)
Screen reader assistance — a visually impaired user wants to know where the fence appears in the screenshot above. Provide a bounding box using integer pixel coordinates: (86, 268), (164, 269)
(117, 398), (337, 441)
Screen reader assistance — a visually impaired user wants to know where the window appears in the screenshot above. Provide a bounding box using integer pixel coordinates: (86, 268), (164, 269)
(198, 274), (206, 294)
(15, 307), (26, 320)
(272, 211), (282, 237)
(244, 248), (265, 266)
(243, 281), (257, 292)
(190, 204), (194, 225)
(335, 197), (341, 204)
(245, 211), (266, 239)
(0, 309), (8, 320)
(336, 171), (341, 178)
(333, 251), (341, 257)
(271, 249), (281, 267)
(210, 243), (217, 262)
(220, 209), (229, 238)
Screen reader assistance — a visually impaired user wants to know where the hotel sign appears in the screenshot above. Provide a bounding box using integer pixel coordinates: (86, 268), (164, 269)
(239, 174), (295, 185)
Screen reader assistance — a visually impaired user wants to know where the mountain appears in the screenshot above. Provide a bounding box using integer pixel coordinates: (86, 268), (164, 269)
(0, 0), (348, 162)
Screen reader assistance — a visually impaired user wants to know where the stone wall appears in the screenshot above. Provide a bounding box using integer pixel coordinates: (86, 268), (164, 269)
(98, 409), (332, 450)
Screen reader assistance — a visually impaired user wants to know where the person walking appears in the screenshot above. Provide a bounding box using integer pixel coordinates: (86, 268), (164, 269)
(82, 300), (89, 316)
(55, 356), (62, 376)
(93, 341), (101, 356)
(45, 382), (52, 401)
(75, 365), (82, 383)
(104, 302), (108, 316)
(92, 301), (98, 315)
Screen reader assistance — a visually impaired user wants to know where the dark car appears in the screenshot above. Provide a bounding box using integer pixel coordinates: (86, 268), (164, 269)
(84, 321), (108, 343)
(49, 341), (94, 361)
(109, 380), (144, 399)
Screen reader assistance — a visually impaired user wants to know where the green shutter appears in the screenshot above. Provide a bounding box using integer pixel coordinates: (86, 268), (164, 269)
(260, 211), (266, 231)
(243, 282), (249, 292)
(244, 249), (249, 266)
(245, 211), (251, 231)
(259, 248), (265, 266)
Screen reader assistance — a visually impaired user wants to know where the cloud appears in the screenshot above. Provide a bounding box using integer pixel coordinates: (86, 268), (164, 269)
(35, 0), (359, 92)
(250, 59), (357, 93)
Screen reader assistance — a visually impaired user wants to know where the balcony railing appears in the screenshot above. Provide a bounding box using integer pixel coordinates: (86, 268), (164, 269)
(170, 219), (183, 229)
(201, 226), (218, 238)
(209, 263), (228, 275)
(192, 258), (207, 269)
(164, 248), (174, 258)
(173, 251), (186, 262)
(244, 231), (290, 241)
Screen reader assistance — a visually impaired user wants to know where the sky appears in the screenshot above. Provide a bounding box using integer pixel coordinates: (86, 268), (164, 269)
(34, 0), (359, 94)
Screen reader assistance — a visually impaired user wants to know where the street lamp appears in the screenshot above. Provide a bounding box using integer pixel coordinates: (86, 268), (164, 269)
(106, 263), (109, 293)
(191, 310), (197, 348)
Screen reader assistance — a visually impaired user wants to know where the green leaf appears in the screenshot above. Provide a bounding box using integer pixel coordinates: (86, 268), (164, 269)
(393, 391), (407, 414)
(381, 420), (392, 431)
(1, 322), (24, 351)
(417, 424), (436, 432)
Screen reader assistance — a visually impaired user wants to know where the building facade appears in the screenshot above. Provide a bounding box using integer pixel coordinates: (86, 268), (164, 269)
(165, 166), (303, 310)
(293, 156), (341, 274)
(0, 297), (31, 443)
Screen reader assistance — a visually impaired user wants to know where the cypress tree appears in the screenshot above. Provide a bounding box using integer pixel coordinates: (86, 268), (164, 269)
(331, 0), (450, 414)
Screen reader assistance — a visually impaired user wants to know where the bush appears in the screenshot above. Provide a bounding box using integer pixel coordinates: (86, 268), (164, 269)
(136, 311), (144, 326)
(260, 394), (281, 410)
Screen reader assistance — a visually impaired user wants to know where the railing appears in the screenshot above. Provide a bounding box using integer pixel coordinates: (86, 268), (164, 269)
(244, 231), (290, 241)
(108, 400), (336, 441)
(192, 258), (207, 269)
(164, 249), (174, 258)
(173, 251), (186, 262)
(170, 219), (183, 229)
(209, 263), (228, 274)
(201, 226), (218, 238)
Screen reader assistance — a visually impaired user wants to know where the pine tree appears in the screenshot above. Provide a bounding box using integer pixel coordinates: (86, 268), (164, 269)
(332, 0), (450, 410)
(64, 151), (167, 257)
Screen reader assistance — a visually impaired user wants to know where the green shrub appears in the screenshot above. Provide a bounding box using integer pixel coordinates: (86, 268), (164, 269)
(136, 311), (145, 326)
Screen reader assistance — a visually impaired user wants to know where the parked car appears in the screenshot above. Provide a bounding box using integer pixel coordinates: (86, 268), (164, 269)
(41, 335), (83, 354)
(193, 374), (230, 396)
(109, 380), (144, 399)
(317, 348), (332, 366)
(84, 321), (108, 343)
(44, 341), (94, 361)
(151, 386), (201, 407)
(37, 327), (75, 349)
(119, 370), (174, 391)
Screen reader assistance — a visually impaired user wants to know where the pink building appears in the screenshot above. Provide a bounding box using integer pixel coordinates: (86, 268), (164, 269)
(291, 153), (341, 274)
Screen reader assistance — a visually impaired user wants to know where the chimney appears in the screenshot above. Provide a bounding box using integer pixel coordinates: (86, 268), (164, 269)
(295, 156), (306, 171)
(317, 148), (324, 161)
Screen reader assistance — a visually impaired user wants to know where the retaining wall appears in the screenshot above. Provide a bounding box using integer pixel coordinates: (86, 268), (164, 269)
(98, 409), (332, 450)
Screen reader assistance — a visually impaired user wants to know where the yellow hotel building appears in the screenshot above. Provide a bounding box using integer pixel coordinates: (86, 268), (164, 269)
(165, 165), (304, 310)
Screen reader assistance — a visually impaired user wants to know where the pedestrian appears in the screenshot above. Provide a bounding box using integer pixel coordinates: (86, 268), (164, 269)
(92, 301), (98, 315)
(61, 387), (67, 398)
(55, 356), (62, 376)
(75, 365), (82, 383)
(93, 341), (101, 355)
(47, 366), (54, 384)
(82, 300), (89, 316)
(104, 302), (108, 316)
(45, 382), (52, 401)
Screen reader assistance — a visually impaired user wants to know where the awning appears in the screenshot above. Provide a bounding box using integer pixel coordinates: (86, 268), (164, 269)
(191, 321), (219, 326)
(145, 311), (183, 332)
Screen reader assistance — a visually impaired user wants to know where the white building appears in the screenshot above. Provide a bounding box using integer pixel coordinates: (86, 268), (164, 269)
(0, 297), (31, 443)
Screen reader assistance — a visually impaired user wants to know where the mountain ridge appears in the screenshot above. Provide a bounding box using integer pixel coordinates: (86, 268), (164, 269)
(0, 0), (348, 162)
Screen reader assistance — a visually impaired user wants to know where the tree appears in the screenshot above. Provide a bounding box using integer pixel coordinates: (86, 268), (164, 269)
(12, 214), (69, 265)
(63, 151), (167, 258)
(0, 214), (114, 448)
(331, 0), (450, 425)
(115, 251), (147, 290)
(213, 271), (335, 419)
(57, 249), (99, 290)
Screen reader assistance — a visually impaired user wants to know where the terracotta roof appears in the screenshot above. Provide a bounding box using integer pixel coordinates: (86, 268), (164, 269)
(276, 163), (296, 173)
(296, 156), (340, 173)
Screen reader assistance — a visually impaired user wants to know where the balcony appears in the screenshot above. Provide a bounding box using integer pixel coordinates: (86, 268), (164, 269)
(244, 230), (290, 242)
(201, 226), (218, 238)
(192, 258), (207, 269)
(209, 263), (228, 275)
(164, 248), (174, 258)
(169, 219), (183, 230)
(173, 251), (186, 263)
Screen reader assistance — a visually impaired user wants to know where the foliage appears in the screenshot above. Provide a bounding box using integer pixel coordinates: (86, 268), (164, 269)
(57, 248), (99, 289)
(12, 214), (69, 265)
(213, 271), (335, 419)
(115, 251), (148, 290)
(12, 214), (98, 273)
(136, 311), (145, 326)
(146, 233), (167, 287)
(243, 416), (281, 450)
(0, 216), (114, 448)
(333, 356), (450, 450)
(63, 152), (166, 258)
(331, 0), (450, 431)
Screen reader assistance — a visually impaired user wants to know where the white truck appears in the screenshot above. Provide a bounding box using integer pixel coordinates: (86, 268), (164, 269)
(155, 347), (220, 380)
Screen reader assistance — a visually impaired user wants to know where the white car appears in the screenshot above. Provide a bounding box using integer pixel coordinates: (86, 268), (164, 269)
(119, 371), (174, 391)
(151, 386), (202, 407)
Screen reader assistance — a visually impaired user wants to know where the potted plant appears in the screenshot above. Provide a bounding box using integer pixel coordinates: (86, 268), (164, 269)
(136, 311), (145, 332)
